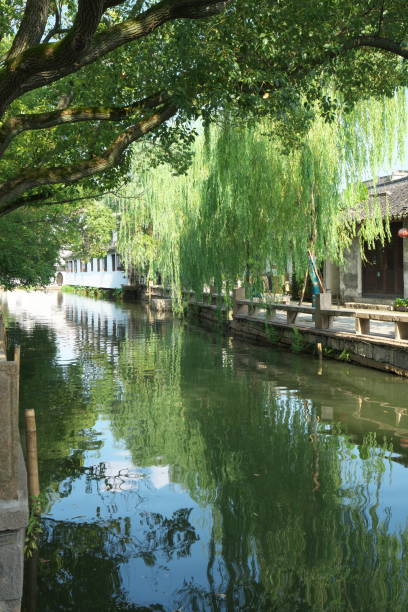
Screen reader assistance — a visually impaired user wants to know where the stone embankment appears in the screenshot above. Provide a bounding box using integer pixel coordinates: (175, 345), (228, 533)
(177, 288), (408, 377)
(0, 316), (28, 612)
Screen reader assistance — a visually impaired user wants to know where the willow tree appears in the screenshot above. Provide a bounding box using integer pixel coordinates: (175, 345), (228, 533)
(0, 1), (408, 217)
(116, 90), (407, 296)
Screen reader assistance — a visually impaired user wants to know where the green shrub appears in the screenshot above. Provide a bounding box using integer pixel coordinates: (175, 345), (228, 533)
(394, 297), (408, 311)
(291, 327), (305, 353)
(264, 322), (280, 343)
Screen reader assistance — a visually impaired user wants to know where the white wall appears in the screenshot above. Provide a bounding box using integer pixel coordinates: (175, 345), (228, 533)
(62, 255), (128, 289)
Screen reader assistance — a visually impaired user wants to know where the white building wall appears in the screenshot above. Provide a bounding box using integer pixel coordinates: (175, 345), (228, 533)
(61, 255), (128, 289)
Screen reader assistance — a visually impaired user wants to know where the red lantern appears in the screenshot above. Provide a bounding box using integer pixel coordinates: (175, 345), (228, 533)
(398, 228), (408, 238)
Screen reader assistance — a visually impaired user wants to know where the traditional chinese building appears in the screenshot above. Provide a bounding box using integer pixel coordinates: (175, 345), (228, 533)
(325, 172), (408, 303)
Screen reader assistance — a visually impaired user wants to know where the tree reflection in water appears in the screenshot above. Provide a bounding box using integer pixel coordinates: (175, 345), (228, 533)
(36, 509), (199, 612)
(6, 296), (408, 612)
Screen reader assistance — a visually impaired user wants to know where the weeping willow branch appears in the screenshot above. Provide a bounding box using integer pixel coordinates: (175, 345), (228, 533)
(0, 103), (177, 215)
(115, 89), (407, 299)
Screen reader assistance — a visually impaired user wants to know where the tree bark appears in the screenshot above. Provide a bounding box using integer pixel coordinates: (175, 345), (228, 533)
(0, 104), (177, 214)
(0, 0), (229, 118)
(7, 0), (51, 60)
(0, 92), (168, 158)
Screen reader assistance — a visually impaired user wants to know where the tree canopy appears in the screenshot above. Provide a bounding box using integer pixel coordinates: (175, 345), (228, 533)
(113, 89), (407, 295)
(0, 0), (407, 216)
(0, 200), (115, 289)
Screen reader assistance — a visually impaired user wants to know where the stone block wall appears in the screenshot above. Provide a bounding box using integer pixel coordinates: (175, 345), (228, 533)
(0, 318), (28, 612)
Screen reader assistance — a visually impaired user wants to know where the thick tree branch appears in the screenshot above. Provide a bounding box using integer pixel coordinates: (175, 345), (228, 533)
(0, 188), (138, 217)
(0, 92), (169, 158)
(7, 0), (51, 60)
(0, 0), (230, 118)
(353, 35), (408, 58)
(71, 0), (106, 53)
(0, 104), (177, 215)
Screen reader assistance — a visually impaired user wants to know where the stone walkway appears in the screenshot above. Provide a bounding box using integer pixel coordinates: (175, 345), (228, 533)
(254, 307), (400, 340)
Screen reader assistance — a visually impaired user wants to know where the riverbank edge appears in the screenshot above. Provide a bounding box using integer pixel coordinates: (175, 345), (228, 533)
(58, 285), (408, 377)
(189, 303), (408, 378)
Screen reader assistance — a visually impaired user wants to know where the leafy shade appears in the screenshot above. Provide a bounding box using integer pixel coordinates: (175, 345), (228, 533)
(0, 200), (115, 289)
(1, 0), (408, 214)
(115, 90), (407, 296)
(0, 207), (69, 289)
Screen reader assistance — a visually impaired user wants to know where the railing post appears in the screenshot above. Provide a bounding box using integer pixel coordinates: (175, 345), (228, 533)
(0, 322), (20, 502)
(232, 287), (248, 316)
(0, 315), (28, 612)
(315, 292), (332, 329)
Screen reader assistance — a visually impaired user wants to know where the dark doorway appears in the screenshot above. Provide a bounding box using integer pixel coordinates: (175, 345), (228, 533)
(362, 222), (404, 297)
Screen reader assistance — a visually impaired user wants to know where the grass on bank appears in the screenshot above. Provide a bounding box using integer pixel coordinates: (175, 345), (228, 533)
(61, 285), (124, 301)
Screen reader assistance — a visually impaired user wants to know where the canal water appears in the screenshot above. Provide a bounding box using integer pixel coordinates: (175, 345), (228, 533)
(2, 290), (408, 612)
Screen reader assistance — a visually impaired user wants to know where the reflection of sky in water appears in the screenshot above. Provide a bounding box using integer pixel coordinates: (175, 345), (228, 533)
(5, 289), (408, 610)
(46, 418), (225, 607)
(337, 441), (408, 533)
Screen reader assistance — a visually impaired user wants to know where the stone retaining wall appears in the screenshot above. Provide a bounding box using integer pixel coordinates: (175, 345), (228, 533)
(0, 317), (28, 612)
(190, 304), (408, 377)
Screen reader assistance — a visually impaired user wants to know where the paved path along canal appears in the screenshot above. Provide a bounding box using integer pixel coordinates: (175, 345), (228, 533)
(3, 290), (408, 612)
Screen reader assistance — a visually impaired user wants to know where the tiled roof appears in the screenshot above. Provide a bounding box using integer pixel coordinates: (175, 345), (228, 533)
(355, 174), (408, 220)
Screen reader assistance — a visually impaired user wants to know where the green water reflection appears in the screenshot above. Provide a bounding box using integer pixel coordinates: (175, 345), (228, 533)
(3, 291), (408, 612)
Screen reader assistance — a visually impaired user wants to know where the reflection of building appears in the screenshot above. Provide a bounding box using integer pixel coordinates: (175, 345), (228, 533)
(57, 251), (128, 289)
(325, 172), (408, 302)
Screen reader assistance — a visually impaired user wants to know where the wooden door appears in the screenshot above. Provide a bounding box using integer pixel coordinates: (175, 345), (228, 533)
(362, 222), (403, 296)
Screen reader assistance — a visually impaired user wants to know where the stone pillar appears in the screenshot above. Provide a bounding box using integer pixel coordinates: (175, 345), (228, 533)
(0, 318), (28, 612)
(315, 292), (333, 329)
(232, 287), (248, 316)
(0, 366), (20, 502)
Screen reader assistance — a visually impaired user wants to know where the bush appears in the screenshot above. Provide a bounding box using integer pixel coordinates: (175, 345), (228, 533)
(394, 298), (408, 311)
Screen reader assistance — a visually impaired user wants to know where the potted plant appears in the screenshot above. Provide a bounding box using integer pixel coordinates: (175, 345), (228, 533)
(394, 298), (408, 312)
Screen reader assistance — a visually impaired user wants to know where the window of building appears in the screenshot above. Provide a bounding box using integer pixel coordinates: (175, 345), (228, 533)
(84, 261), (88, 272)
(111, 254), (116, 271)
(74, 260), (78, 273)
(90, 259), (94, 272)
(103, 256), (108, 272)
(97, 258), (100, 272)
(116, 254), (125, 271)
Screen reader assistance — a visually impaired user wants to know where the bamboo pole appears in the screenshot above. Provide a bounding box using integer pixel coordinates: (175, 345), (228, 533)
(25, 409), (40, 500)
